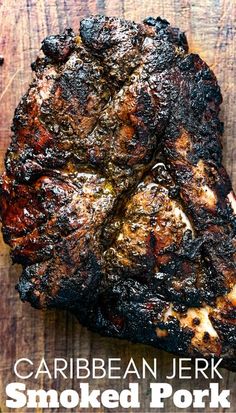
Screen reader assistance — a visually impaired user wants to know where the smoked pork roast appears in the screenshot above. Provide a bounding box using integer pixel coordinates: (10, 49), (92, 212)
(0, 16), (235, 370)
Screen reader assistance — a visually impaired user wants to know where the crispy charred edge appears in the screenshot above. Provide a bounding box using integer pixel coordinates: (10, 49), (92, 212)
(162, 53), (236, 290)
(73, 278), (194, 353)
(31, 28), (76, 72)
(16, 250), (102, 310)
(164, 53), (233, 228)
(80, 15), (188, 54)
(80, 15), (141, 50)
(41, 28), (76, 63)
(143, 16), (188, 55)
(18, 261), (235, 369)
(71, 278), (236, 371)
(211, 318), (236, 370)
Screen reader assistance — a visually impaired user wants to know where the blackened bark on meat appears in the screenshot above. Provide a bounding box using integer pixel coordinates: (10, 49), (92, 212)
(0, 15), (235, 370)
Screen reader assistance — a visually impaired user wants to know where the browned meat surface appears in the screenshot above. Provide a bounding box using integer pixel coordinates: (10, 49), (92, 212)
(0, 15), (235, 370)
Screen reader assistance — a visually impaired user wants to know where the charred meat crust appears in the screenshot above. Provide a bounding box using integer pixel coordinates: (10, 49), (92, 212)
(0, 16), (235, 370)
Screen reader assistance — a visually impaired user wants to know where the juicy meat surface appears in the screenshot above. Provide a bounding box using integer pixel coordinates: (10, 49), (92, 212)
(0, 15), (235, 370)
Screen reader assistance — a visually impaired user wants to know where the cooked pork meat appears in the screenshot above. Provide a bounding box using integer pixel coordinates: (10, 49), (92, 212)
(0, 15), (235, 370)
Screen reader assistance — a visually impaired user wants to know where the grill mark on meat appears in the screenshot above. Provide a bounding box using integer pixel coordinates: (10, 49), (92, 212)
(0, 15), (235, 370)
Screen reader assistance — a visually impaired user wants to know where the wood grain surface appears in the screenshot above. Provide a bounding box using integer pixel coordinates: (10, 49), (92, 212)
(0, 1), (235, 412)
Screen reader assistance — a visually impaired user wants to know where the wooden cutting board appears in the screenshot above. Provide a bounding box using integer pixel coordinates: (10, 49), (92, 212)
(0, 1), (235, 412)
